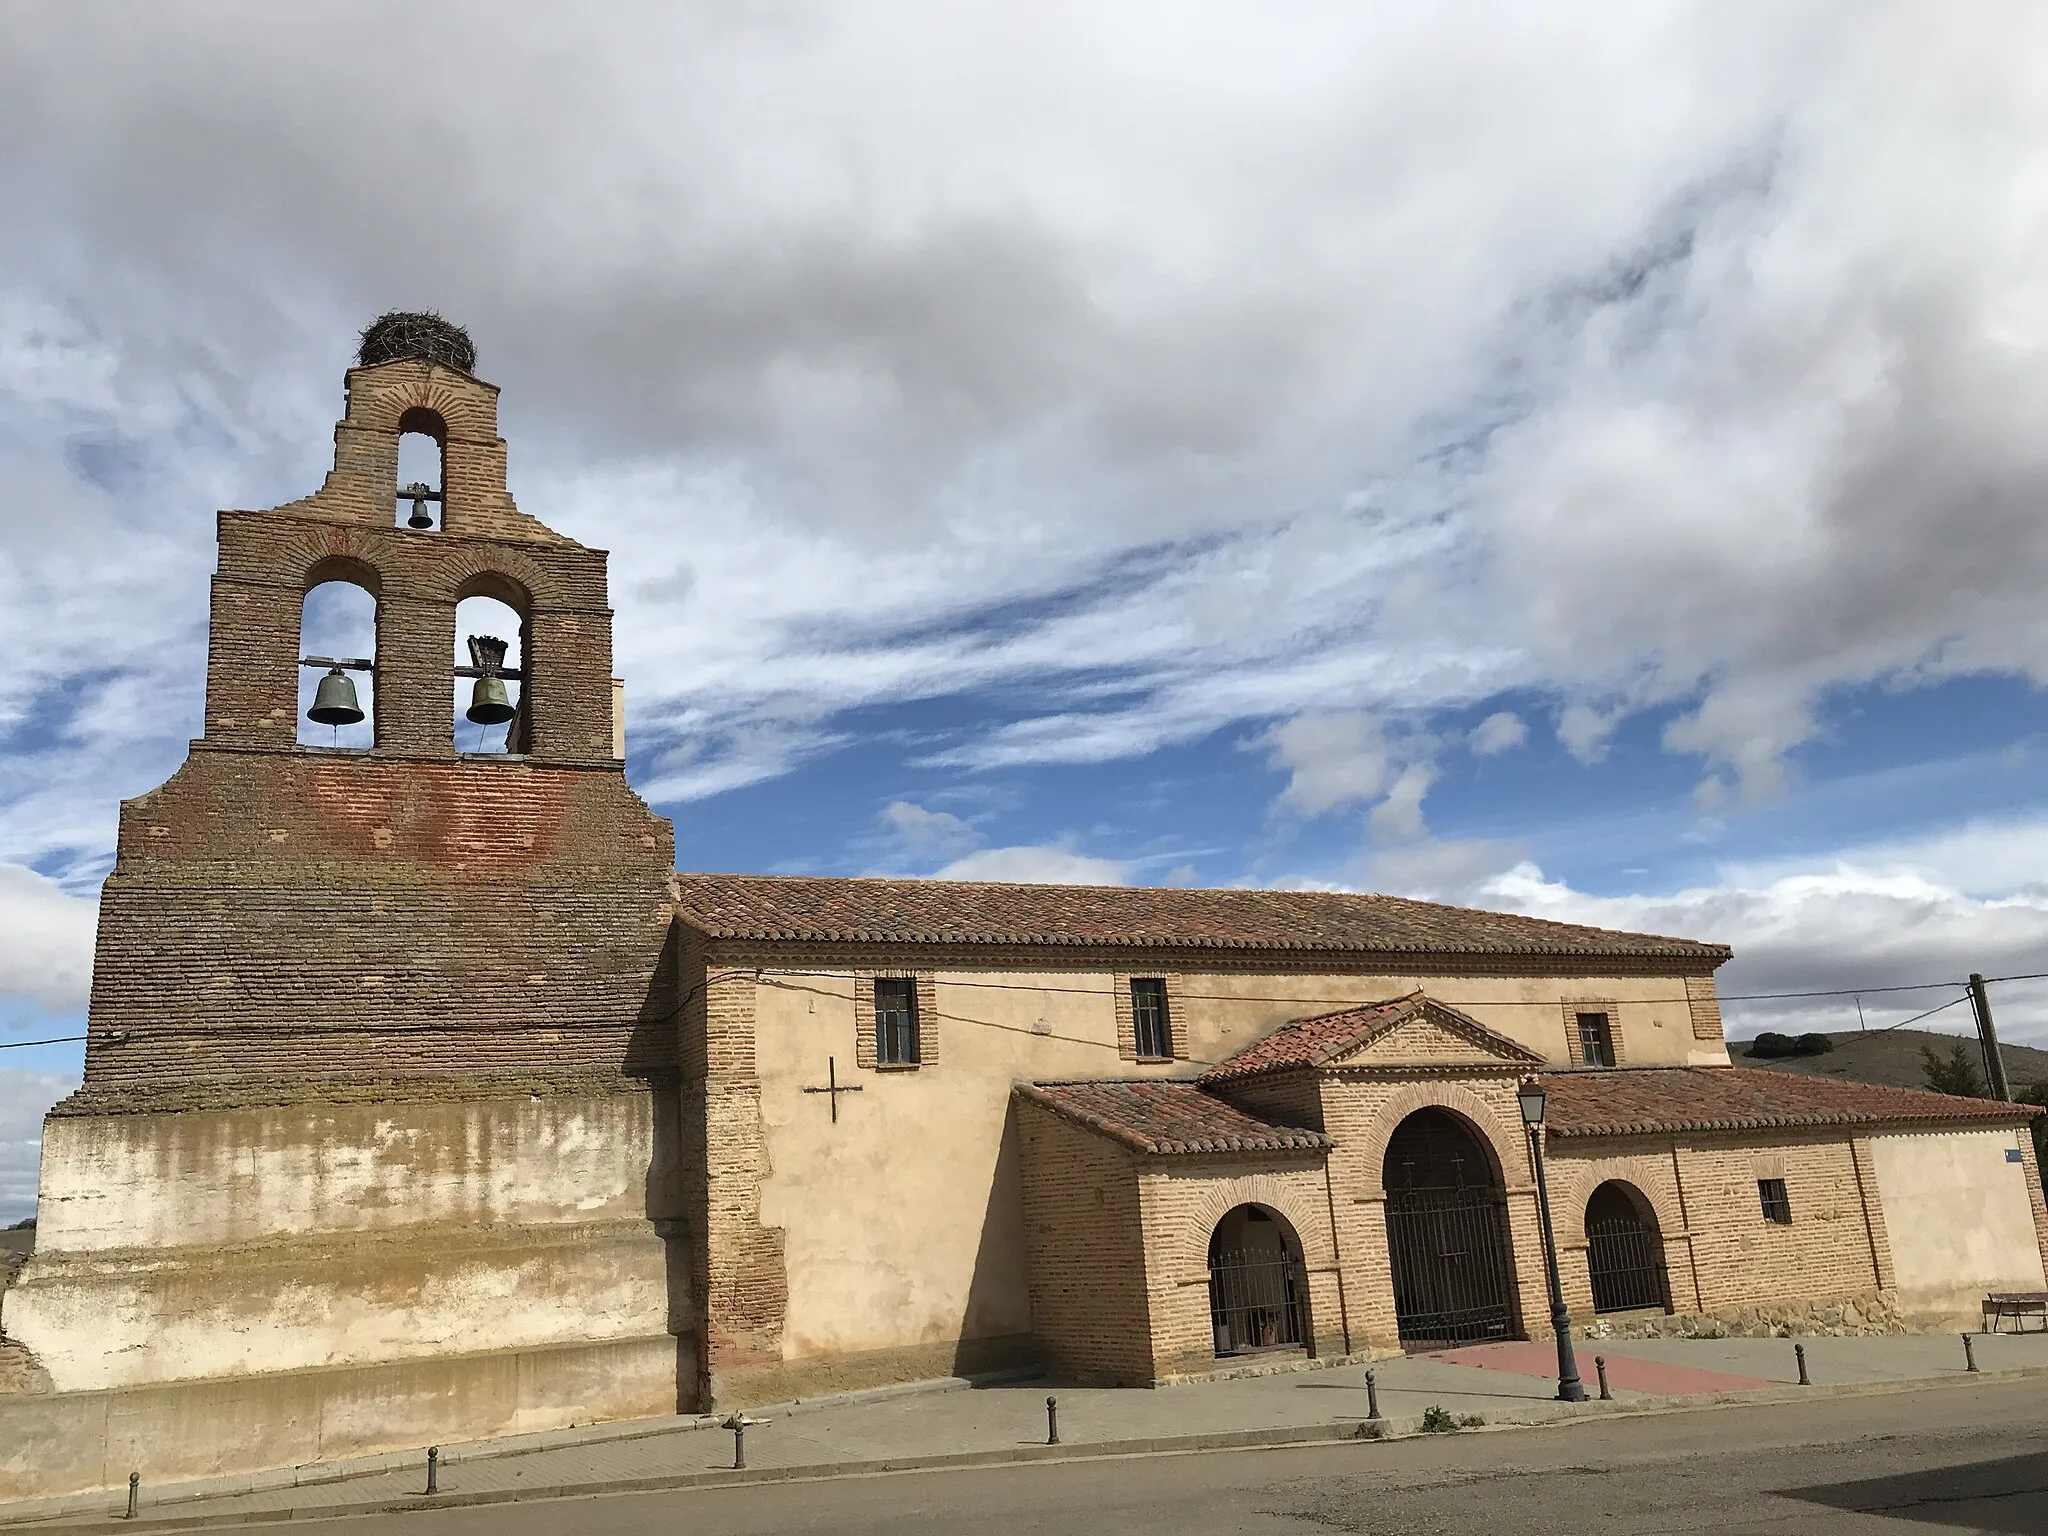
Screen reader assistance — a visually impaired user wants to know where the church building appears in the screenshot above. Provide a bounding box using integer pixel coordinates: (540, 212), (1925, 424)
(2, 318), (2043, 1500)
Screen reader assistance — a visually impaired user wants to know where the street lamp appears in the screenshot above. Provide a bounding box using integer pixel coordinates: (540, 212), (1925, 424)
(1518, 1078), (1587, 1403)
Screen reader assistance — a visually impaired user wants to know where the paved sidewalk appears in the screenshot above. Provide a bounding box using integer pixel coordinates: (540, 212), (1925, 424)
(11, 1330), (2048, 1530)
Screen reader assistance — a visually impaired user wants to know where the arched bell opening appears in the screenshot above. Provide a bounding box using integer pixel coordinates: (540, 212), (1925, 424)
(395, 406), (447, 532)
(1206, 1204), (1310, 1357)
(1381, 1107), (1517, 1351)
(297, 578), (377, 749)
(1585, 1180), (1670, 1315)
(453, 583), (527, 755)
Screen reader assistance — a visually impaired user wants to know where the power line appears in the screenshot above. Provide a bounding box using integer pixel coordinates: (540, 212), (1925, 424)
(0, 1035), (86, 1051)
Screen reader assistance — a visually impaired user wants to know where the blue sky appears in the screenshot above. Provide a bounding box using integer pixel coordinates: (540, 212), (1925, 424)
(4, 2), (2048, 1217)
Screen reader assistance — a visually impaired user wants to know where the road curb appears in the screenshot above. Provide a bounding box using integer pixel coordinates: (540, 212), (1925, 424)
(21, 1362), (2048, 1533)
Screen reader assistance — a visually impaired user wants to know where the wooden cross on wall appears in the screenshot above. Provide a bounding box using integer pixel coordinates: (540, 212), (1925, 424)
(802, 1056), (863, 1123)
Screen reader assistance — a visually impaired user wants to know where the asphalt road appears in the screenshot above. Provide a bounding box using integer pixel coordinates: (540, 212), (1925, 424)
(225, 1378), (2048, 1534)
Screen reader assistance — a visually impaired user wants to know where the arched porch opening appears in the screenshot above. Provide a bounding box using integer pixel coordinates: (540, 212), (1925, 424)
(1585, 1180), (1670, 1314)
(1382, 1107), (1517, 1350)
(1206, 1204), (1309, 1356)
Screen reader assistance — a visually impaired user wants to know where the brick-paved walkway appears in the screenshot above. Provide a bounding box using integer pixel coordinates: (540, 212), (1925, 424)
(10, 1331), (2048, 1529)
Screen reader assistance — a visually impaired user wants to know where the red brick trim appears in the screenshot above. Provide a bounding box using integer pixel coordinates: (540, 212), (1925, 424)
(1562, 1000), (1623, 1065)
(1116, 973), (1180, 1062)
(1685, 975), (1725, 1042)
(854, 973), (876, 1069)
(855, 972), (936, 1069)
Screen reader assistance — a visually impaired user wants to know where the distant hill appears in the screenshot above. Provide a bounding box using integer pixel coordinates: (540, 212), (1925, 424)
(1732, 1028), (2048, 1093)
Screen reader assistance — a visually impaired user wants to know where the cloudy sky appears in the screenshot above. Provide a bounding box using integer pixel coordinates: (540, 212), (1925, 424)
(3, 2), (2047, 1216)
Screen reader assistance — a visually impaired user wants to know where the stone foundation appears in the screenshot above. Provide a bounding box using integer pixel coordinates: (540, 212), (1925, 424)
(1581, 1289), (1908, 1341)
(0, 1332), (686, 1503)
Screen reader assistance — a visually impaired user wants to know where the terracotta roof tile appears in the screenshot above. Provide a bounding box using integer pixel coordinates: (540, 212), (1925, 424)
(1016, 1080), (1332, 1157)
(1542, 1067), (2042, 1138)
(1199, 993), (1546, 1083)
(674, 873), (1729, 960)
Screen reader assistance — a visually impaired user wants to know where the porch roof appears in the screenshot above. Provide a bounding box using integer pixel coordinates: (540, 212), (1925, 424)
(1199, 991), (1544, 1084)
(1542, 1066), (2042, 1139)
(1017, 1080), (1331, 1157)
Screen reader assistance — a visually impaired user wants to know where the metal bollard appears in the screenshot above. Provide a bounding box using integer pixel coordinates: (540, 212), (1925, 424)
(425, 1446), (439, 1495)
(1963, 1332), (1980, 1373)
(1794, 1343), (1809, 1386)
(125, 1471), (139, 1520)
(1364, 1368), (1382, 1421)
(1594, 1355), (1612, 1401)
(733, 1418), (747, 1470)
(1046, 1395), (1060, 1445)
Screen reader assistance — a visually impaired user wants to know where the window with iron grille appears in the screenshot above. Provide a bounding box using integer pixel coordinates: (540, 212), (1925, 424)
(1576, 1011), (1617, 1068)
(1757, 1177), (1792, 1224)
(1131, 978), (1172, 1060)
(874, 977), (919, 1066)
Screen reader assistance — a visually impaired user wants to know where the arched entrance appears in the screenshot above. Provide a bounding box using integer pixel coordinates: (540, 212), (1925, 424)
(1207, 1205), (1310, 1356)
(1585, 1181), (1669, 1314)
(1382, 1108), (1516, 1350)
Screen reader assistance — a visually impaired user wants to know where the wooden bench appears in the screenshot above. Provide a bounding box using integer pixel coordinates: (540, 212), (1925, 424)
(1983, 1292), (2048, 1333)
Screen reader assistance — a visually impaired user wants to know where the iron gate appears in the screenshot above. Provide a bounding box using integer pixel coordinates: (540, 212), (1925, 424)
(1208, 1247), (1308, 1355)
(1587, 1216), (1668, 1313)
(1384, 1187), (1517, 1349)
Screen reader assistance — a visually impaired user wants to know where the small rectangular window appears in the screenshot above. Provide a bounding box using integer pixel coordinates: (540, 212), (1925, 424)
(1758, 1178), (1792, 1224)
(875, 977), (919, 1066)
(1576, 1011), (1616, 1068)
(1131, 978), (1172, 1060)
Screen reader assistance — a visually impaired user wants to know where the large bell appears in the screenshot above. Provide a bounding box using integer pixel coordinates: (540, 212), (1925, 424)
(466, 675), (516, 726)
(307, 667), (365, 727)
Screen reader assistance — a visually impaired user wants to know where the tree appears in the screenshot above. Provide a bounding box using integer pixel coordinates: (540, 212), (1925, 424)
(1921, 1041), (1987, 1099)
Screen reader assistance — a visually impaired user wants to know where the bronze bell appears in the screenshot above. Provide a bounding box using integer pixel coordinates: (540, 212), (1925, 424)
(403, 481), (435, 530)
(307, 667), (364, 726)
(464, 634), (517, 725)
(466, 675), (516, 726)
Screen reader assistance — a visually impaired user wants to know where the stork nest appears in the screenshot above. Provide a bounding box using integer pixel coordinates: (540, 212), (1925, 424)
(356, 311), (478, 373)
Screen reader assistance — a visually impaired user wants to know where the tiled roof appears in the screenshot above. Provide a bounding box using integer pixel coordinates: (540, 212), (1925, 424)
(1199, 993), (1545, 1084)
(1542, 1067), (2042, 1139)
(1016, 1081), (1332, 1157)
(673, 873), (1729, 960)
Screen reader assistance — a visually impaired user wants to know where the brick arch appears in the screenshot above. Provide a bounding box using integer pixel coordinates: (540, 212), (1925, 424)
(427, 545), (560, 609)
(304, 553), (382, 600)
(344, 363), (500, 441)
(1547, 1160), (1684, 1248)
(1352, 1082), (1527, 1200)
(1175, 1173), (1334, 1280)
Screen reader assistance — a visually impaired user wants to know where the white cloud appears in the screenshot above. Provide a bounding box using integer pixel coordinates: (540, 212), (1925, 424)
(1369, 762), (1436, 843)
(0, 1067), (75, 1223)
(879, 800), (980, 859)
(929, 843), (1132, 885)
(0, 866), (95, 1012)
(1557, 704), (1620, 766)
(1478, 851), (2048, 1046)
(1265, 712), (1388, 818)
(1469, 711), (1527, 757)
(0, 3), (2043, 869)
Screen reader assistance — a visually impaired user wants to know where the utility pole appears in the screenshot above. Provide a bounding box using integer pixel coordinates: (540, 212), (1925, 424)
(1969, 973), (2012, 1102)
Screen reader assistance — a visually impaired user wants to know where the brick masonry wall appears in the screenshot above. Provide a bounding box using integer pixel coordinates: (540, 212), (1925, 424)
(1016, 1097), (1156, 1384)
(1547, 1131), (1896, 1318)
(82, 358), (678, 1095)
(1137, 1157), (1346, 1377)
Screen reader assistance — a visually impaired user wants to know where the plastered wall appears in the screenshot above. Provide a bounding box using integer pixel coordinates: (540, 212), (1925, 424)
(1871, 1128), (2048, 1319)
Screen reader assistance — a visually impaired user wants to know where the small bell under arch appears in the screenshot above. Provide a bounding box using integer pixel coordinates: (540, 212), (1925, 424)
(464, 635), (518, 725)
(307, 667), (365, 727)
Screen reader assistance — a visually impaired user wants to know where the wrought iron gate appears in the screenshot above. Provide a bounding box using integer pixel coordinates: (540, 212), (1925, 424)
(1587, 1215), (1668, 1313)
(1384, 1187), (1517, 1349)
(1208, 1247), (1308, 1355)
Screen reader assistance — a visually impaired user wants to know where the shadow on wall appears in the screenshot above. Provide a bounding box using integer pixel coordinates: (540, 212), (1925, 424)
(634, 919), (694, 1413)
(955, 1099), (1037, 1380)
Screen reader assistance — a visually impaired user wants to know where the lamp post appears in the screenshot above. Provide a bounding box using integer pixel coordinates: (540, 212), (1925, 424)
(1518, 1078), (1586, 1403)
